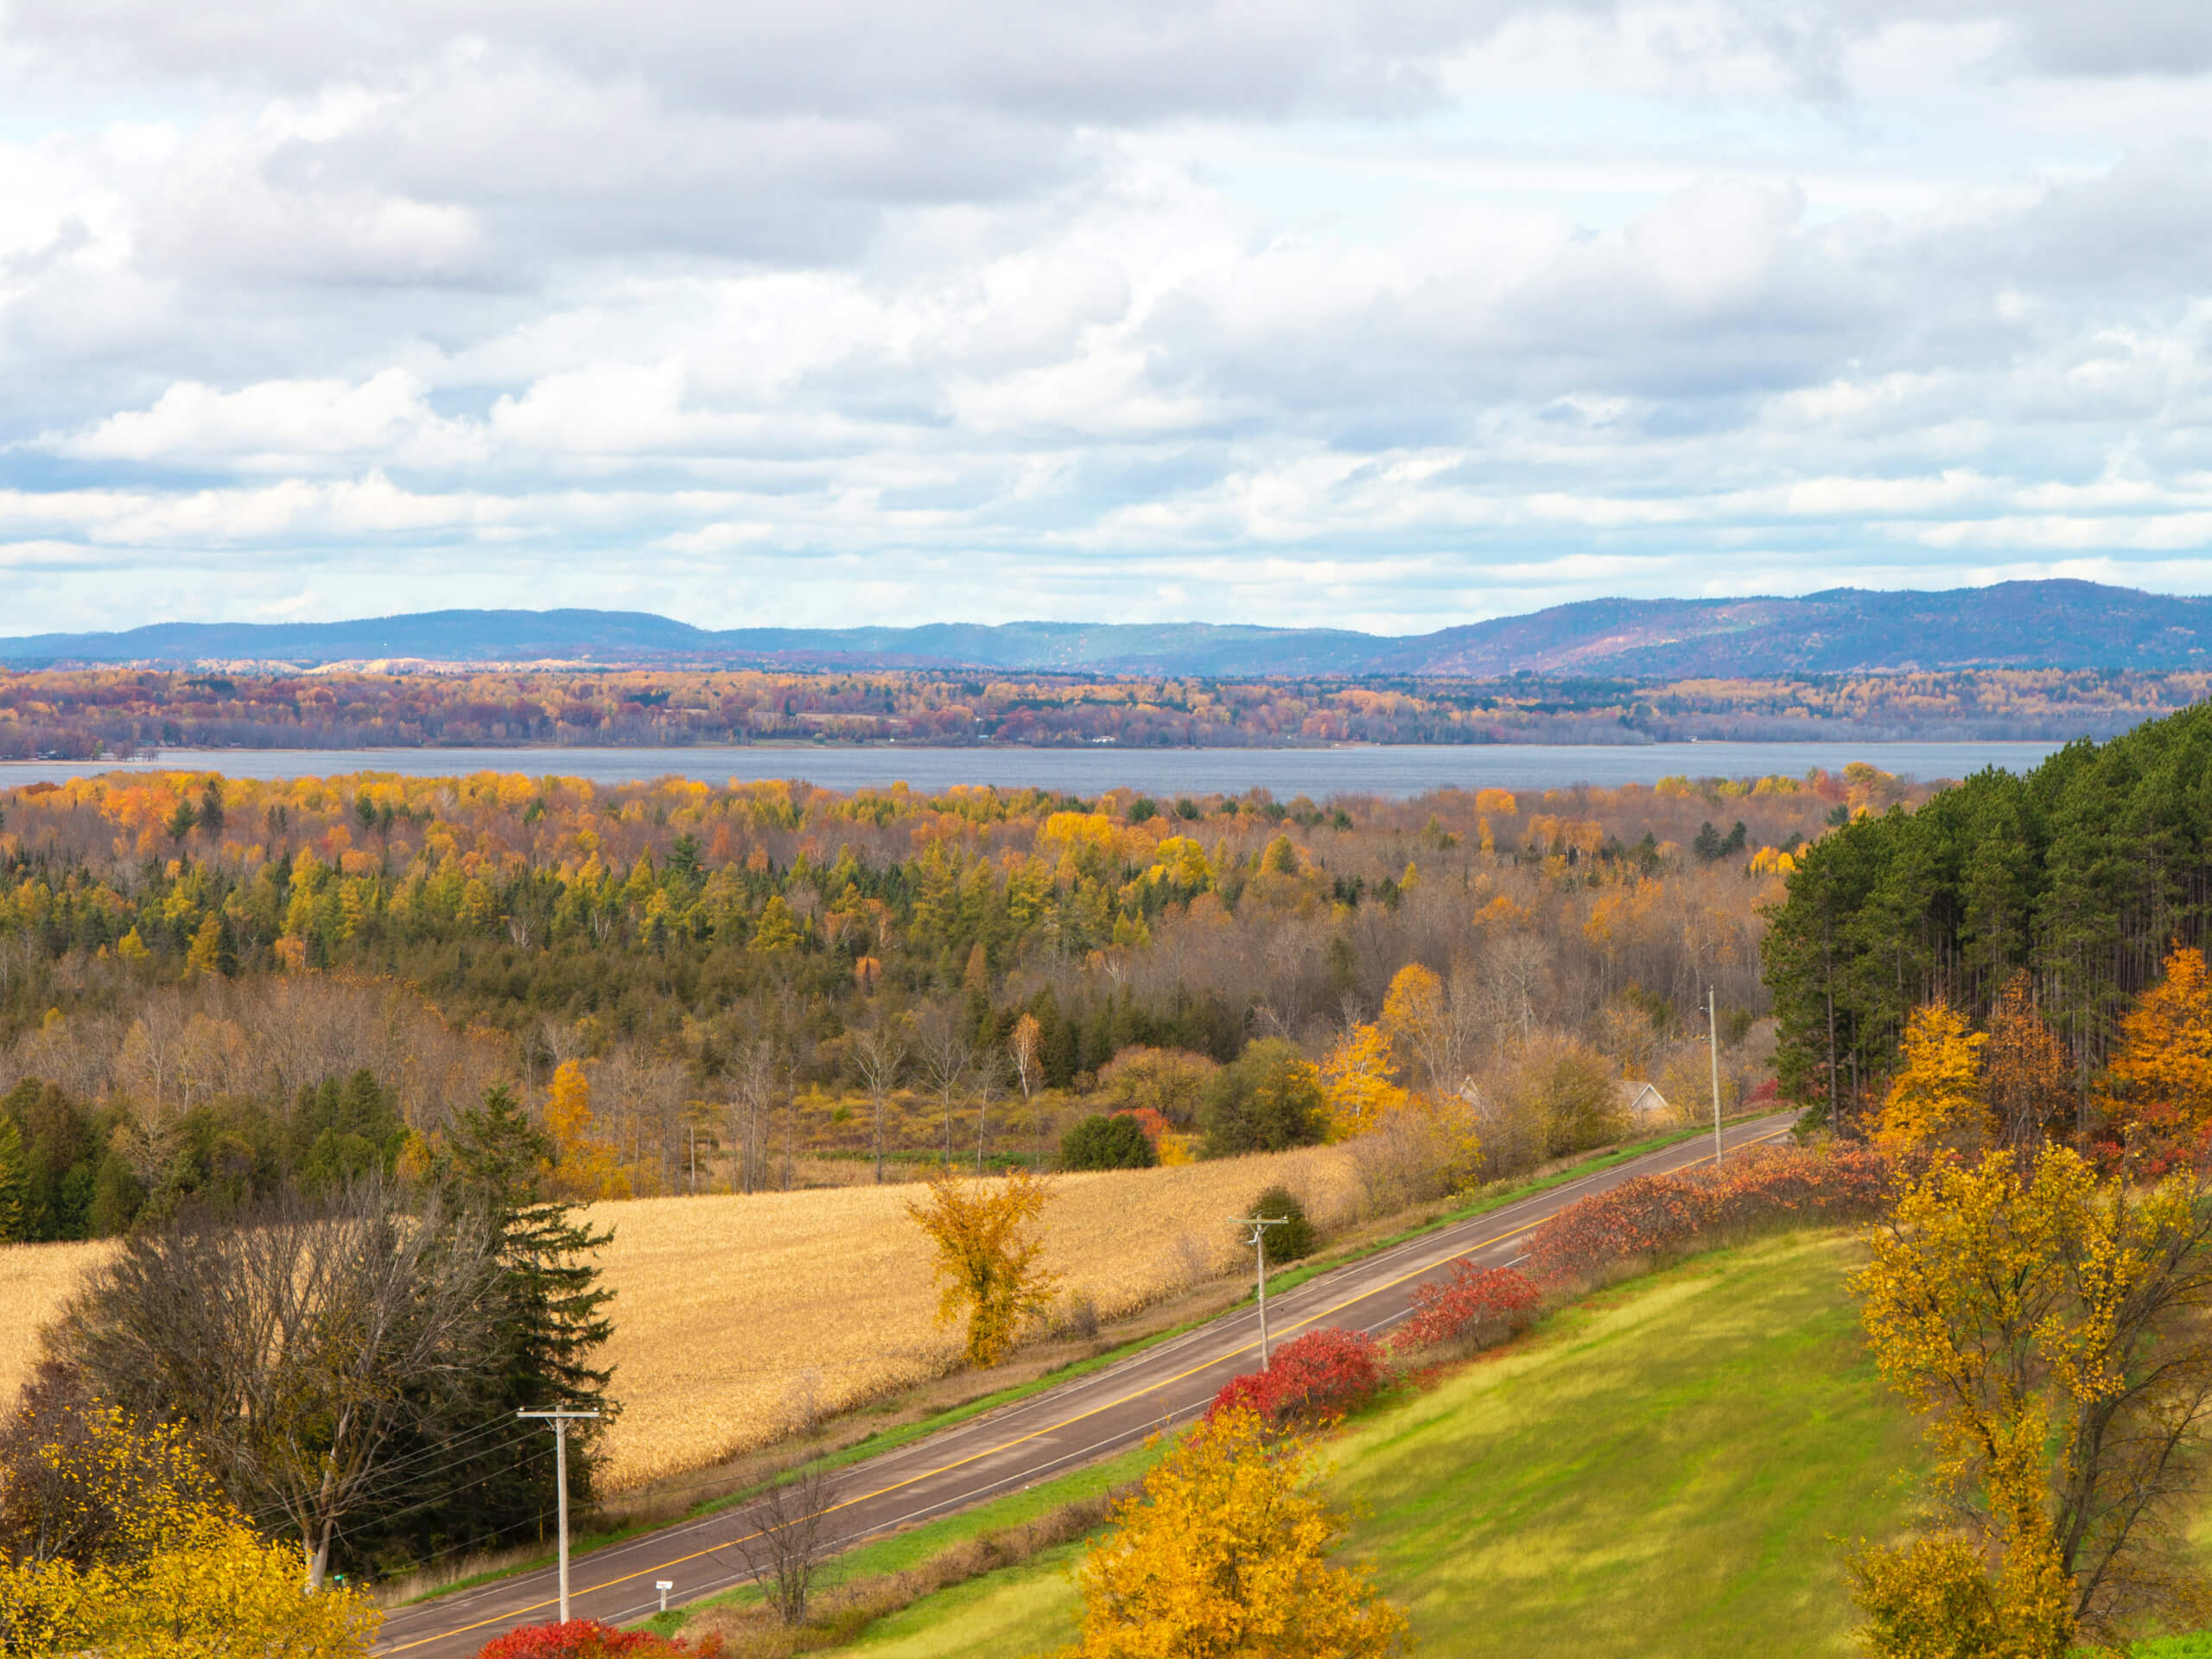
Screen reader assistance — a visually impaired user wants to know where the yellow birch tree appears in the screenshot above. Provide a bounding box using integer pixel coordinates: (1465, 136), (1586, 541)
(1319, 1024), (1408, 1140)
(906, 1169), (1059, 1366)
(1848, 1144), (2212, 1652)
(1067, 1406), (1408, 1659)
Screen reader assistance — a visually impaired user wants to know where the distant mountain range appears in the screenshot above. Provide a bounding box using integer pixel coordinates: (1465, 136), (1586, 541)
(7, 580), (2211, 677)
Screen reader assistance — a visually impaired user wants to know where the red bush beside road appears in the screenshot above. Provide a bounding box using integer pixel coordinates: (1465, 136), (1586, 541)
(1207, 1326), (1385, 1427)
(1522, 1143), (1894, 1286)
(1389, 1262), (1542, 1355)
(476, 1620), (724, 1657)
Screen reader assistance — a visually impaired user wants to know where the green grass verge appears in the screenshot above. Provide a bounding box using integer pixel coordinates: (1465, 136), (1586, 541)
(828, 1545), (1087, 1659)
(648, 1441), (1166, 1638)
(806, 1228), (1923, 1657)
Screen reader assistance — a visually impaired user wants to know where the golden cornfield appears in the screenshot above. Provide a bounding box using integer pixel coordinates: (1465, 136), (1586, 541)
(587, 1143), (1360, 1488)
(0, 1146), (1358, 1491)
(0, 1238), (115, 1403)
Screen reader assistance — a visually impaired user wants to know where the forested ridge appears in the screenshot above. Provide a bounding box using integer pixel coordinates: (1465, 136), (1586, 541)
(0, 763), (1911, 1243)
(1765, 698), (2212, 1124)
(0, 662), (2195, 760)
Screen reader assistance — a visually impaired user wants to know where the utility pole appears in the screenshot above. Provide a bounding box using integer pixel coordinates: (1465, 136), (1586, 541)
(1230, 1215), (1288, 1366)
(1708, 987), (1723, 1166)
(519, 1407), (601, 1622)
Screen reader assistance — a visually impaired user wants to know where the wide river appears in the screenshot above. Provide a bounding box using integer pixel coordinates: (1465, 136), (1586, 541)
(0, 740), (2069, 798)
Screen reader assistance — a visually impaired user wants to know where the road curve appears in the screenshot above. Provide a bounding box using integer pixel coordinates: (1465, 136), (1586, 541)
(376, 1113), (1795, 1656)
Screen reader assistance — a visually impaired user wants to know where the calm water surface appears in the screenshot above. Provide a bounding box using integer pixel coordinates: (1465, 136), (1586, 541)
(0, 741), (2070, 798)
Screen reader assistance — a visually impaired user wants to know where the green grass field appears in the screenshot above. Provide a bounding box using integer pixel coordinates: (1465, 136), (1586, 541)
(808, 1230), (1928, 1657)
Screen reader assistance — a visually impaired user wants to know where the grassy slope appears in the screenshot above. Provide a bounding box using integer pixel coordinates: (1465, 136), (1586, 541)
(815, 1230), (1925, 1657)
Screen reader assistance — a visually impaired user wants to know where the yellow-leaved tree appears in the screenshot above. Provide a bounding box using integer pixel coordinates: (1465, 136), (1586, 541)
(1379, 963), (1463, 1102)
(1319, 1023), (1408, 1140)
(906, 1169), (1059, 1367)
(2098, 944), (2212, 1163)
(1848, 1144), (2212, 1654)
(0, 1407), (378, 1656)
(1874, 1002), (1991, 1152)
(1066, 1405), (1408, 1659)
(544, 1059), (628, 1200)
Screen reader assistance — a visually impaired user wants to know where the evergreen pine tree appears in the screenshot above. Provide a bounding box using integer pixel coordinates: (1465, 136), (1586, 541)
(354, 1084), (616, 1568)
(0, 1114), (29, 1243)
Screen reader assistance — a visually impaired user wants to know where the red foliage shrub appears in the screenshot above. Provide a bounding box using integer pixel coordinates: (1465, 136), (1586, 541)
(1522, 1143), (1894, 1287)
(1206, 1326), (1385, 1427)
(1388, 1262), (1542, 1355)
(1113, 1106), (1173, 1148)
(475, 1620), (723, 1658)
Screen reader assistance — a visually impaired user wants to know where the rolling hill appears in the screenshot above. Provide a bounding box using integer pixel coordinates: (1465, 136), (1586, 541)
(4, 580), (2209, 677)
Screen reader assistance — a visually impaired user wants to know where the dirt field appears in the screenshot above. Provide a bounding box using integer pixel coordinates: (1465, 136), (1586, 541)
(0, 1147), (1360, 1489)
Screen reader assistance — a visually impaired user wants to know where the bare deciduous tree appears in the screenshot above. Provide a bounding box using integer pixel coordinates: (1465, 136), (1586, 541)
(730, 1036), (779, 1195)
(1007, 1014), (1041, 1105)
(914, 1001), (977, 1167)
(55, 1182), (495, 1590)
(734, 1466), (842, 1625)
(973, 1047), (1008, 1173)
(847, 1013), (910, 1185)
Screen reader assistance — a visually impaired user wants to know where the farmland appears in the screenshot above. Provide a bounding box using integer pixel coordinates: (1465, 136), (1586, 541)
(0, 1145), (1363, 1491)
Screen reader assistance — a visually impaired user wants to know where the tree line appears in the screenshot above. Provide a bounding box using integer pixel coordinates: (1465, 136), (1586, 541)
(0, 766), (1885, 1227)
(0, 663), (2196, 759)
(1764, 699), (2212, 1129)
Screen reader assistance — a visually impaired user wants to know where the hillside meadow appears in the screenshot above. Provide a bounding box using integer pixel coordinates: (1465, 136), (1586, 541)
(758, 1230), (1923, 1659)
(0, 1146), (1361, 1491)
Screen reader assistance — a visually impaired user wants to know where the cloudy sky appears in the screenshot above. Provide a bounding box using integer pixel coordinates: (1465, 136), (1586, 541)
(3, 0), (2211, 637)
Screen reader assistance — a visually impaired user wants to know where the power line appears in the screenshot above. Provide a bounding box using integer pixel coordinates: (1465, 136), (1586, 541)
(238, 1415), (529, 1529)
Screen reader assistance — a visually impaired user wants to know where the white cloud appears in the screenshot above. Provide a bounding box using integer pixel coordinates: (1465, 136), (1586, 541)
(3, 0), (2212, 632)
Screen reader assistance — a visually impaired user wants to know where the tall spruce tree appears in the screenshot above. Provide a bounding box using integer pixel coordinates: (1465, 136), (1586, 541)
(354, 1084), (616, 1569)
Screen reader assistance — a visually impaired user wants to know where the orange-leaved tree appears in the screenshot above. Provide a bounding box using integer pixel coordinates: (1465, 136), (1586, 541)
(906, 1169), (1059, 1367)
(1875, 1002), (1990, 1153)
(1984, 971), (2075, 1150)
(2098, 944), (2212, 1166)
(1849, 1144), (2212, 1653)
(1065, 1404), (1408, 1659)
(1319, 1023), (1408, 1141)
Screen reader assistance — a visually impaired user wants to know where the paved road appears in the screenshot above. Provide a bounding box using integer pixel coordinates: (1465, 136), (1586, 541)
(376, 1114), (1794, 1656)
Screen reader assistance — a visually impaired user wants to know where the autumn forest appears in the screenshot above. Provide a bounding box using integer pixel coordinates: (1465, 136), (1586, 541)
(0, 760), (1913, 1241)
(0, 662), (2196, 759)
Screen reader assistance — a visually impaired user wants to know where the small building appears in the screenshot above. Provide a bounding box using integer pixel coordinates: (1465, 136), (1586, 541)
(1618, 1080), (1673, 1122)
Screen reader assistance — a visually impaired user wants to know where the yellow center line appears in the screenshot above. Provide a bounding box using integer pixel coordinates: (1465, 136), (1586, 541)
(384, 1119), (1792, 1650)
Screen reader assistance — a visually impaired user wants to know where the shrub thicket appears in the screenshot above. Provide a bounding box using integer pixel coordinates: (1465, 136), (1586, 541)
(476, 1620), (723, 1657)
(1060, 1114), (1157, 1171)
(1389, 1263), (1541, 1354)
(1522, 1144), (1894, 1286)
(1247, 1184), (1315, 1265)
(1202, 1040), (1326, 1156)
(1206, 1327), (1385, 1427)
